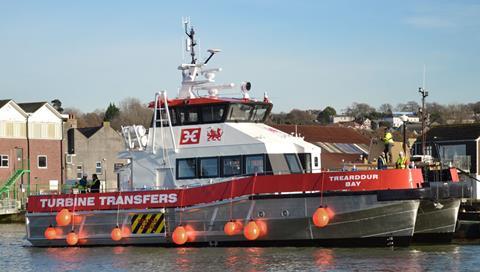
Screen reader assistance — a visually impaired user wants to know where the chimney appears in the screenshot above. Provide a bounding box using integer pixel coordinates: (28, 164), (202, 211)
(67, 114), (77, 129)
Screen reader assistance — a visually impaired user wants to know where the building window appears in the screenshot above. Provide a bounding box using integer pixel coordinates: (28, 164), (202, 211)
(245, 154), (265, 175)
(77, 165), (83, 179)
(38, 155), (47, 168)
(177, 158), (197, 179)
(96, 161), (102, 174)
(66, 154), (73, 164)
(438, 144), (466, 162)
(199, 157), (219, 178)
(0, 155), (8, 168)
(314, 156), (319, 167)
(426, 145), (432, 156)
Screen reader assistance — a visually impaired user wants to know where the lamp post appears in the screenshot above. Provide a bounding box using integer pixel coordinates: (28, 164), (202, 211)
(400, 115), (409, 154)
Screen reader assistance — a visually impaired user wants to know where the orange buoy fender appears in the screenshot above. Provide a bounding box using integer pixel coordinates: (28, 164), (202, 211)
(66, 231), (78, 246)
(121, 226), (131, 237)
(312, 207), (329, 228)
(224, 221), (238, 236)
(111, 226), (122, 241)
(325, 207), (335, 220)
(44, 226), (56, 240)
(56, 208), (72, 227)
(243, 221), (260, 240)
(172, 226), (188, 245)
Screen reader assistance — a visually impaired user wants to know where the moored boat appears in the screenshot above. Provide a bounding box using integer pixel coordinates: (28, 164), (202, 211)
(25, 19), (464, 247)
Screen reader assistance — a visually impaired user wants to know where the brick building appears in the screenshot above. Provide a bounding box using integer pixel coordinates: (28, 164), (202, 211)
(0, 100), (64, 195)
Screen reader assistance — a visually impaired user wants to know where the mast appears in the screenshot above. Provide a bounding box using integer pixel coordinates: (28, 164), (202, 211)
(177, 19), (233, 99)
(184, 18), (197, 64)
(418, 66), (428, 155)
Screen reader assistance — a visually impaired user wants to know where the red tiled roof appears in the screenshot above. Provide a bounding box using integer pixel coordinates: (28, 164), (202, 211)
(273, 124), (370, 145)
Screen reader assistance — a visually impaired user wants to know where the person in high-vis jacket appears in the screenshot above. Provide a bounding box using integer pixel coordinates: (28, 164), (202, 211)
(383, 129), (394, 163)
(90, 174), (101, 193)
(395, 151), (408, 169)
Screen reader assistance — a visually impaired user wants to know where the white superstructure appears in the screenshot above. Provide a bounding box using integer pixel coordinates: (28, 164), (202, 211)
(119, 20), (321, 190)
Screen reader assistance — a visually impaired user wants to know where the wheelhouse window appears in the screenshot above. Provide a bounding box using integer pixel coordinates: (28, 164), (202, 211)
(0, 155), (8, 168)
(226, 103), (271, 122)
(201, 105), (226, 123)
(178, 107), (199, 125)
(285, 154), (302, 174)
(222, 156), (242, 176)
(245, 154), (265, 175)
(227, 104), (254, 121)
(177, 158), (197, 179)
(38, 155), (47, 168)
(199, 157), (219, 178)
(152, 108), (177, 127)
(251, 105), (269, 122)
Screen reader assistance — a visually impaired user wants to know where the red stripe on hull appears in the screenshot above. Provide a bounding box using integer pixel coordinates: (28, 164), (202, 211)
(27, 169), (423, 213)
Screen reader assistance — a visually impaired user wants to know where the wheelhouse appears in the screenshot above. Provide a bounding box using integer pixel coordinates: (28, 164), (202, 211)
(151, 98), (273, 127)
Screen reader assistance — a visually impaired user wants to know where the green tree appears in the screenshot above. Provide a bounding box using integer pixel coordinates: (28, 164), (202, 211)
(104, 103), (120, 121)
(50, 99), (64, 113)
(317, 106), (337, 124)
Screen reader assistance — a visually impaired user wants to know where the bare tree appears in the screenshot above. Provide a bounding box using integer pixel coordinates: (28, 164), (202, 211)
(285, 109), (317, 124)
(63, 107), (103, 128)
(395, 101), (420, 112)
(110, 98), (153, 130)
(378, 103), (393, 115)
(443, 104), (474, 124)
(344, 103), (375, 120)
(82, 110), (105, 127)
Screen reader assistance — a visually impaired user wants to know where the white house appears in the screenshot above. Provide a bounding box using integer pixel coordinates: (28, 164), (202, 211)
(384, 112), (420, 128)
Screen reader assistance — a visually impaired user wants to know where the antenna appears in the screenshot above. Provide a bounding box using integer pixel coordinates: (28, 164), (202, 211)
(182, 17), (197, 64)
(422, 64), (426, 89)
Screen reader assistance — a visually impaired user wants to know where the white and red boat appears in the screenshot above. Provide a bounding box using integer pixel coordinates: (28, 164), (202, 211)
(25, 20), (465, 247)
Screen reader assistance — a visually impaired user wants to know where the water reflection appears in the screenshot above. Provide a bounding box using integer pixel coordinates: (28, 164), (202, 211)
(313, 248), (334, 268)
(175, 248), (194, 271)
(225, 247), (241, 268)
(45, 247), (85, 271)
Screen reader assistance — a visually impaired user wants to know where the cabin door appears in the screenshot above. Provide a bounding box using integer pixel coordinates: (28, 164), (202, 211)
(155, 168), (174, 189)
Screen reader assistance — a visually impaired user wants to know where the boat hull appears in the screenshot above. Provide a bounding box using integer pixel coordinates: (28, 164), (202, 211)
(413, 198), (460, 243)
(26, 192), (419, 247)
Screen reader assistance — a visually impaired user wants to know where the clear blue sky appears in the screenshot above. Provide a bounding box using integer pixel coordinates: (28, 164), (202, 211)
(1, 0), (479, 113)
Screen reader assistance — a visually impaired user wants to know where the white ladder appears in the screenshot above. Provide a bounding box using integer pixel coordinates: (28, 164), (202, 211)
(152, 91), (178, 156)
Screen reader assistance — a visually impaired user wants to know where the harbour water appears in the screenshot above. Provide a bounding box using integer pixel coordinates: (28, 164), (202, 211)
(2, 224), (480, 271)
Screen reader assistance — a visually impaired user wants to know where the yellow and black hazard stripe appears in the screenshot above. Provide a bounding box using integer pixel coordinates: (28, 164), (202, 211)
(131, 213), (165, 234)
